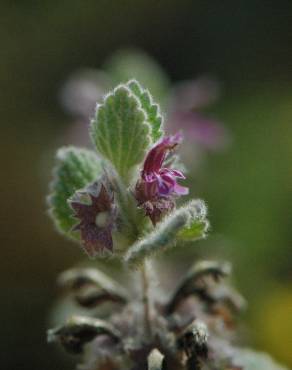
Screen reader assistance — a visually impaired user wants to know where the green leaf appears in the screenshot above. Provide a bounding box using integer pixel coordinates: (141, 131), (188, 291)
(177, 220), (208, 241)
(124, 200), (208, 267)
(127, 79), (163, 142)
(48, 147), (102, 238)
(177, 200), (209, 241)
(90, 84), (151, 179)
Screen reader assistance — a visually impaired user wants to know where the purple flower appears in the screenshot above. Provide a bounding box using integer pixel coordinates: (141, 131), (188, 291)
(167, 77), (230, 152)
(141, 133), (188, 198)
(135, 133), (188, 224)
(69, 181), (116, 257)
(170, 77), (220, 112)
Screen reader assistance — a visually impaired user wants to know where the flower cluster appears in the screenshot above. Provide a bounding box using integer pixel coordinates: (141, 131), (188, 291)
(135, 133), (188, 224)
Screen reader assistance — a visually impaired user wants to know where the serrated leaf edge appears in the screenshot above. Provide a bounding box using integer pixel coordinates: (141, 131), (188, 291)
(127, 79), (164, 141)
(90, 84), (152, 178)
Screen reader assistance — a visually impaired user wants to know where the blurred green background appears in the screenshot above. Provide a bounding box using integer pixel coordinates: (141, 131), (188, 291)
(1, 1), (292, 369)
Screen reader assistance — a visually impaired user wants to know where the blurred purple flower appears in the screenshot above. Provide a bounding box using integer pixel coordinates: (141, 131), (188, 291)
(59, 70), (110, 147)
(169, 111), (229, 151)
(171, 77), (220, 112)
(135, 133), (188, 224)
(167, 78), (230, 151)
(60, 69), (110, 120)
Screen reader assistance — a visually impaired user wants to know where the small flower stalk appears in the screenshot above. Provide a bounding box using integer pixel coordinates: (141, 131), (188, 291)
(46, 78), (288, 370)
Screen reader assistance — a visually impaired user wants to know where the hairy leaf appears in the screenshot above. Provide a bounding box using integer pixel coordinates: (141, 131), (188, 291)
(127, 79), (163, 142)
(177, 200), (209, 242)
(124, 200), (208, 267)
(48, 147), (102, 238)
(166, 261), (246, 314)
(58, 268), (128, 308)
(167, 261), (230, 313)
(90, 84), (151, 179)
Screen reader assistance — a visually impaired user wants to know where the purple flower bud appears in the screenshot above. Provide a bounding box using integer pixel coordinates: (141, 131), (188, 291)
(69, 181), (116, 257)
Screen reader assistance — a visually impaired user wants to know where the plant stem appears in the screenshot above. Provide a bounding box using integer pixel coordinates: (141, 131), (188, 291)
(111, 172), (153, 337)
(141, 260), (152, 338)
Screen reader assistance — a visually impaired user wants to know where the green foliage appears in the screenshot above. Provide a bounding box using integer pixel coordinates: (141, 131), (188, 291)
(48, 147), (102, 238)
(177, 200), (209, 241)
(124, 200), (208, 267)
(90, 84), (151, 179)
(127, 79), (163, 142)
(104, 49), (170, 102)
(177, 221), (208, 240)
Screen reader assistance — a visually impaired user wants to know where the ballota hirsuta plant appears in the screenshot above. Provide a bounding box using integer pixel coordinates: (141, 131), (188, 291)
(47, 79), (288, 370)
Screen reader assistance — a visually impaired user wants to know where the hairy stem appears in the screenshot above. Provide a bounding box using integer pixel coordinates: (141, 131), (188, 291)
(141, 260), (152, 338)
(110, 169), (153, 337)
(110, 172), (146, 243)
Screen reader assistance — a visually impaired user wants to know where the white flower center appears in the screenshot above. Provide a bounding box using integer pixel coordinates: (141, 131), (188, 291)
(95, 212), (110, 228)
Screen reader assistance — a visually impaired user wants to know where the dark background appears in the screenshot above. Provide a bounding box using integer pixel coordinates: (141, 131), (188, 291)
(1, 1), (292, 369)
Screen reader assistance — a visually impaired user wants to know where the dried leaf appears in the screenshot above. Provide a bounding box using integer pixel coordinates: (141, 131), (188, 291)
(148, 349), (165, 370)
(177, 320), (208, 370)
(166, 261), (232, 313)
(47, 316), (120, 354)
(58, 268), (128, 308)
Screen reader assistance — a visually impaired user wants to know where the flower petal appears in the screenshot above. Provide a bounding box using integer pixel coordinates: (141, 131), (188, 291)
(143, 133), (183, 174)
(174, 183), (189, 195)
(69, 181), (116, 257)
(157, 173), (176, 196)
(160, 168), (185, 179)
